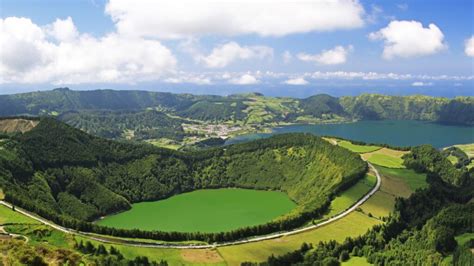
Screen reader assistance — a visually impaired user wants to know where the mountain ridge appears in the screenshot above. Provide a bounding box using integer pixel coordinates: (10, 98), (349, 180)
(1, 88), (472, 126)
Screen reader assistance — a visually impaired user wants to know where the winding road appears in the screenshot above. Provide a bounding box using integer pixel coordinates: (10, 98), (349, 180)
(0, 163), (381, 249)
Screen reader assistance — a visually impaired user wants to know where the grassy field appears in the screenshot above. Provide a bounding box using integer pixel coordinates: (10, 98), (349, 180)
(217, 211), (381, 265)
(361, 148), (408, 168)
(147, 138), (181, 150)
(376, 166), (428, 192)
(359, 165), (428, 219)
(325, 174), (376, 217)
(0, 205), (37, 225)
(454, 143), (474, 158)
(97, 188), (296, 233)
(338, 140), (381, 153)
(359, 191), (395, 219)
(447, 155), (459, 165)
(454, 143), (474, 169)
(243, 96), (299, 124)
(341, 256), (371, 265)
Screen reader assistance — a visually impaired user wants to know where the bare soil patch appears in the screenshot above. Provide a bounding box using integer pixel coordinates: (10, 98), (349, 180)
(0, 119), (38, 133)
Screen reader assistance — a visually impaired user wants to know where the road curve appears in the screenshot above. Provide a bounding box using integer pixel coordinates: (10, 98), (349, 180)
(0, 163), (381, 249)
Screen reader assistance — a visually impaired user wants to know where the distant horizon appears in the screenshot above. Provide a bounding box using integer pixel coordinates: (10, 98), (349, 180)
(1, 84), (473, 99)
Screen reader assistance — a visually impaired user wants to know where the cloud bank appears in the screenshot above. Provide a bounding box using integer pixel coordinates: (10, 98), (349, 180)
(0, 17), (176, 84)
(105, 0), (365, 39)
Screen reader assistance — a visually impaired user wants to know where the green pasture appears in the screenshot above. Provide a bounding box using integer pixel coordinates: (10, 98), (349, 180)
(326, 174), (376, 217)
(362, 148), (407, 168)
(376, 166), (428, 192)
(338, 140), (381, 153)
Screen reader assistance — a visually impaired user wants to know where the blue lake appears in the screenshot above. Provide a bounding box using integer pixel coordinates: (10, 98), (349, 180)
(226, 120), (474, 148)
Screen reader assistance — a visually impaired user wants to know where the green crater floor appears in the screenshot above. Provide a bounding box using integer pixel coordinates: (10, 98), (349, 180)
(97, 188), (296, 233)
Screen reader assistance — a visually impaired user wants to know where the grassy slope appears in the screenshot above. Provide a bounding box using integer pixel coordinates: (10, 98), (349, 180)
(376, 166), (428, 192)
(218, 212), (380, 265)
(454, 143), (474, 169)
(447, 155), (459, 165)
(361, 148), (408, 168)
(325, 174), (376, 218)
(242, 96), (299, 124)
(454, 143), (474, 158)
(338, 140), (381, 153)
(0, 205), (37, 224)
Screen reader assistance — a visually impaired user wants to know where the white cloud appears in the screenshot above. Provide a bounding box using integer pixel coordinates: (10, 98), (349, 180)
(369, 20), (446, 59)
(297, 45), (353, 65)
(0, 17), (176, 84)
(282, 51), (293, 64)
(46, 17), (78, 42)
(465, 36), (474, 57)
(305, 71), (472, 81)
(229, 74), (260, 85)
(284, 77), (309, 85)
(105, 0), (365, 39)
(0, 17), (45, 73)
(411, 81), (433, 87)
(198, 42), (273, 68)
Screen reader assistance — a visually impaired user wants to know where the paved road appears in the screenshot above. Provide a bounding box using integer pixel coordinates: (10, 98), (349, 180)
(0, 163), (381, 249)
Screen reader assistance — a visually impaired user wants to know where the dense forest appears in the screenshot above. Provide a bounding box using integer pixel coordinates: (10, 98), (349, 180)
(59, 110), (187, 140)
(248, 144), (474, 266)
(0, 88), (472, 127)
(0, 117), (366, 242)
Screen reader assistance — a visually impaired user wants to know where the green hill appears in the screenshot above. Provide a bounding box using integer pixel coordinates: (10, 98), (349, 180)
(0, 117), (366, 241)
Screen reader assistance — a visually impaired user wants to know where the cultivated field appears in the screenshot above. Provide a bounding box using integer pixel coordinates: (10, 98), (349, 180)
(376, 166), (428, 192)
(361, 148), (408, 168)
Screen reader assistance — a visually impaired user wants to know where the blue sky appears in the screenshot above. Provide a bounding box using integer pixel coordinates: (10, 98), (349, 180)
(0, 0), (473, 97)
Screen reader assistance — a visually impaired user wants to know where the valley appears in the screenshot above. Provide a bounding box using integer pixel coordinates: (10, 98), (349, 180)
(1, 89), (473, 150)
(0, 89), (472, 265)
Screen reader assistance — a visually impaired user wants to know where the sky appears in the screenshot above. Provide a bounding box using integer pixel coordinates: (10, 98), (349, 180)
(0, 0), (473, 97)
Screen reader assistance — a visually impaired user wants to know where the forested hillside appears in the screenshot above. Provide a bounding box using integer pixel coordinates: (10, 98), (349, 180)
(59, 110), (187, 140)
(339, 94), (474, 124)
(0, 118), (366, 241)
(0, 88), (472, 126)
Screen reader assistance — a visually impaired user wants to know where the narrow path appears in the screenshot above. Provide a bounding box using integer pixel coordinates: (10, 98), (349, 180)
(0, 225), (29, 243)
(0, 163), (381, 249)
